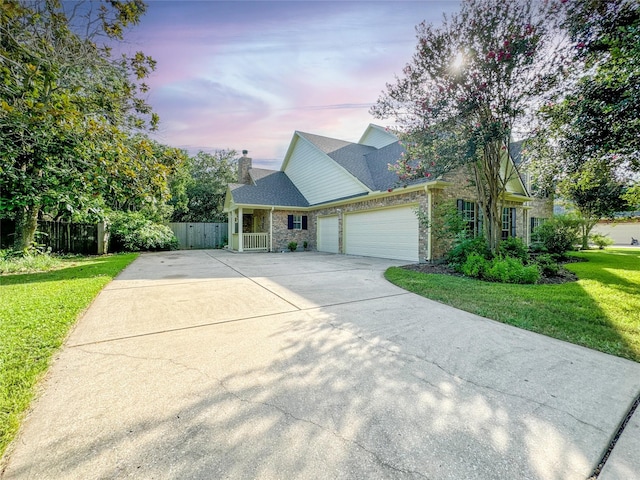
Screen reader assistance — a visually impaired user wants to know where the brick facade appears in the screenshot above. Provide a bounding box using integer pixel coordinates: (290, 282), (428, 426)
(239, 164), (553, 261)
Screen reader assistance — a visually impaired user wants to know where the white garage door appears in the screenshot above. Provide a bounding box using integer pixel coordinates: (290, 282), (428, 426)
(345, 206), (419, 262)
(317, 215), (339, 253)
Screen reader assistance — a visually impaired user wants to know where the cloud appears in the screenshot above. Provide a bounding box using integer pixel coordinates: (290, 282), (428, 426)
(135, 1), (459, 164)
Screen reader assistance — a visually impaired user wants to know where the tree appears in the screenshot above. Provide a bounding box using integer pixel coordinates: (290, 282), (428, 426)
(172, 150), (238, 223)
(560, 0), (640, 164)
(559, 158), (628, 248)
(371, 0), (564, 252)
(0, 0), (158, 251)
(526, 0), (639, 245)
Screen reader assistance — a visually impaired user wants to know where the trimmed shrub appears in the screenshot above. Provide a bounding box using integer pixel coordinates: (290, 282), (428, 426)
(535, 253), (559, 277)
(287, 241), (298, 252)
(109, 212), (178, 252)
(590, 233), (614, 249)
(532, 215), (581, 257)
(497, 236), (528, 262)
(461, 253), (489, 278)
(484, 257), (540, 284)
(446, 237), (491, 272)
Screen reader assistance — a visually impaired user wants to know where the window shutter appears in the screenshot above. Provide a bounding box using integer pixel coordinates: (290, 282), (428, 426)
(476, 203), (483, 236)
(511, 208), (517, 237)
(287, 215), (293, 230)
(457, 199), (464, 212)
(530, 217), (535, 234)
(302, 216), (308, 230)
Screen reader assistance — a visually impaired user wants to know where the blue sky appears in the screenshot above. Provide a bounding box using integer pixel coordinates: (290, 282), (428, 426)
(126, 1), (459, 168)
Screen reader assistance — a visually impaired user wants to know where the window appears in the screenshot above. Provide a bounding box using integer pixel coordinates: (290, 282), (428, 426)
(457, 199), (482, 236)
(287, 214), (308, 230)
(502, 207), (516, 240)
(530, 217), (545, 236)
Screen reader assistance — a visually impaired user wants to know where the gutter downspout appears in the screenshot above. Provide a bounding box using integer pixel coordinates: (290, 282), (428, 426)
(427, 189), (433, 261)
(270, 207), (274, 252)
(238, 206), (243, 252)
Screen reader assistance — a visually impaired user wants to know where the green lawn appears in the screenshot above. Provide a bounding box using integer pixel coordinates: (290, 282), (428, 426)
(0, 254), (137, 458)
(386, 248), (640, 363)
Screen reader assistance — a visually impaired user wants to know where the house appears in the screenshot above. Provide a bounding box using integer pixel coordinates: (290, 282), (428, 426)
(223, 125), (553, 262)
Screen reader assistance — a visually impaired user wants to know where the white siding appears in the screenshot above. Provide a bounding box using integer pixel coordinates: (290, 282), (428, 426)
(344, 206), (419, 262)
(317, 216), (339, 253)
(359, 125), (398, 149)
(592, 222), (640, 245)
(284, 135), (367, 205)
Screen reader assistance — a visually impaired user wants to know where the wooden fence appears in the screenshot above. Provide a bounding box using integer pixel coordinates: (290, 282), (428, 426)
(0, 220), (106, 254)
(169, 223), (228, 250)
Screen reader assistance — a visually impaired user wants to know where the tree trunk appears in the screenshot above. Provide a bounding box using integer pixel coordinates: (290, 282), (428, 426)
(13, 205), (40, 252)
(580, 216), (599, 250)
(474, 141), (505, 254)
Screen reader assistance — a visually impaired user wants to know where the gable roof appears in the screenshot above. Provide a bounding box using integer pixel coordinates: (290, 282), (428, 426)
(226, 125), (531, 210)
(228, 169), (308, 207)
(297, 132), (378, 190)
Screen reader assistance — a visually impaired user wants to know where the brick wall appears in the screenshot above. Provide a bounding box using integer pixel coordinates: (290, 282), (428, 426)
(271, 211), (315, 252)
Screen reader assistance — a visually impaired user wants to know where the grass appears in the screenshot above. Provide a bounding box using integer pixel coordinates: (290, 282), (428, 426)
(0, 252), (65, 274)
(0, 253), (137, 459)
(385, 248), (640, 363)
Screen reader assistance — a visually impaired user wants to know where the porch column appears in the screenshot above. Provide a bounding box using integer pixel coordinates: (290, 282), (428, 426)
(238, 207), (243, 252)
(269, 207), (274, 252)
(227, 211), (233, 249)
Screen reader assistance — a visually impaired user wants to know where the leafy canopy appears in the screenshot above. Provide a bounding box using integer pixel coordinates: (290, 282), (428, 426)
(372, 0), (565, 251)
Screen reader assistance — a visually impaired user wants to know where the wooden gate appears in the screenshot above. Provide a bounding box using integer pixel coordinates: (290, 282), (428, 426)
(169, 223), (227, 250)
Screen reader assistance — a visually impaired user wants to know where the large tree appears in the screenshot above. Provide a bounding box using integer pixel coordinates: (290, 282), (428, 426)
(0, 0), (158, 250)
(527, 0), (639, 245)
(371, 0), (564, 252)
(172, 150), (238, 223)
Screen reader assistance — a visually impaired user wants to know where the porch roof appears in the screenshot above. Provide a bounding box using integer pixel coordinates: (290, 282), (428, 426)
(229, 169), (309, 208)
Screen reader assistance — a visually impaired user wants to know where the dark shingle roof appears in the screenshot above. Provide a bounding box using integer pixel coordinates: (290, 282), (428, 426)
(509, 140), (524, 165)
(230, 169), (308, 207)
(363, 142), (407, 191)
(298, 131), (414, 191)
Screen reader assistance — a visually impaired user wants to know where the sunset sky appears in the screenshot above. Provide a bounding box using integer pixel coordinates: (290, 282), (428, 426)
(127, 1), (459, 169)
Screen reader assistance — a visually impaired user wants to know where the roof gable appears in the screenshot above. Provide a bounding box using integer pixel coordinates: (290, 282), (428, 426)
(281, 132), (370, 205)
(359, 124), (398, 148)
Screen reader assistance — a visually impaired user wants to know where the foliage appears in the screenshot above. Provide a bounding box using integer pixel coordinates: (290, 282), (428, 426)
(534, 253), (559, 277)
(0, 0), (160, 250)
(527, 1), (639, 239)
(532, 215), (581, 257)
(303, 241), (308, 250)
(0, 253), (137, 458)
(459, 251), (539, 284)
(172, 150), (238, 223)
(287, 241), (298, 252)
(385, 248), (640, 362)
(561, 0), (640, 164)
(416, 201), (468, 247)
(446, 236), (491, 271)
(590, 233), (614, 249)
(484, 257), (540, 284)
(371, 0), (564, 252)
(0, 251), (63, 274)
(496, 236), (528, 262)
(460, 252), (489, 278)
(108, 212), (178, 252)
(623, 183), (640, 209)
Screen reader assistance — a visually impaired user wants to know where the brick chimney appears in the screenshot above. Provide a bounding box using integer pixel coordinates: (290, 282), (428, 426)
(238, 149), (252, 184)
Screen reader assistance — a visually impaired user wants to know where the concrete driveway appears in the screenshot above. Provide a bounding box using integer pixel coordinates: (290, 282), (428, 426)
(2, 250), (639, 479)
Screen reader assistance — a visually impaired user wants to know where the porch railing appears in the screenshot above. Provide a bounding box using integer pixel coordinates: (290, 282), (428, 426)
(242, 233), (269, 251)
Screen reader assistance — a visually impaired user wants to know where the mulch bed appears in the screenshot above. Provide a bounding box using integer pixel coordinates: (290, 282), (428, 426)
(401, 259), (579, 284)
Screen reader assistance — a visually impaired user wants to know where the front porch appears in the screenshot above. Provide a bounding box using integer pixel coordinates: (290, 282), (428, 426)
(231, 232), (270, 252)
(227, 207), (273, 252)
